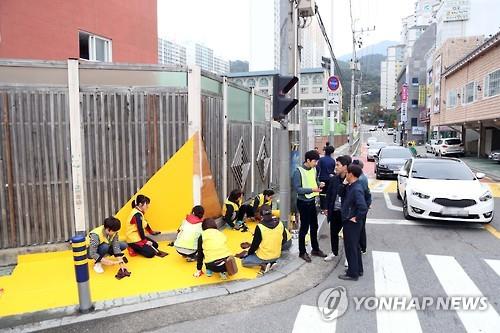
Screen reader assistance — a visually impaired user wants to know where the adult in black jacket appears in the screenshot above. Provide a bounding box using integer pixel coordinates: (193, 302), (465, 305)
(324, 155), (351, 262)
(339, 164), (368, 281)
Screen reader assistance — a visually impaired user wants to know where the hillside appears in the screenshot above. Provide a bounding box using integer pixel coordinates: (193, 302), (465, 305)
(338, 40), (398, 61)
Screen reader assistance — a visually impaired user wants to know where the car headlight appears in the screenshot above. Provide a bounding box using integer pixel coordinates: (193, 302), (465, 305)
(412, 191), (430, 199)
(479, 191), (493, 202)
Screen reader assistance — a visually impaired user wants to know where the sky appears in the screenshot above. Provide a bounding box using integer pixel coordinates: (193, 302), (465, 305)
(157, 0), (415, 70)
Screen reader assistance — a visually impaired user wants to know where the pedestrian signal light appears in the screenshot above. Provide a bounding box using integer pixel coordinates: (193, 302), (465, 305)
(272, 74), (299, 121)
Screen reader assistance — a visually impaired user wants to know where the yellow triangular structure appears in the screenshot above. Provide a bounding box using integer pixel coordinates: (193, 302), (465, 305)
(115, 137), (194, 235)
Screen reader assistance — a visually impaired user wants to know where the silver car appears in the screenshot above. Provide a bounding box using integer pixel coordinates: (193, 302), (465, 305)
(367, 142), (387, 161)
(489, 150), (500, 162)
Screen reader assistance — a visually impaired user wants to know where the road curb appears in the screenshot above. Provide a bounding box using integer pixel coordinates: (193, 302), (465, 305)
(0, 254), (306, 332)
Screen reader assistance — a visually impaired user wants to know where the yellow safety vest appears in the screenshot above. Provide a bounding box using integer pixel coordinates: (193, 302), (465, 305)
(221, 200), (239, 221)
(297, 166), (319, 199)
(256, 223), (284, 260)
(254, 193), (272, 209)
(202, 229), (232, 263)
(88, 225), (115, 245)
(126, 208), (149, 243)
(174, 220), (203, 250)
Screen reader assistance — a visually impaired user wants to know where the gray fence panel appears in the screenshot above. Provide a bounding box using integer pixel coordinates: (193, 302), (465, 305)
(253, 123), (271, 195)
(0, 89), (74, 248)
(80, 89), (188, 231)
(201, 93), (224, 201)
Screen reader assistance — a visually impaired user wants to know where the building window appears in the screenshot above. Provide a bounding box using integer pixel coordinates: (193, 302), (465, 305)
(300, 87), (309, 94)
(247, 79), (256, 87)
(300, 76), (309, 85)
(312, 87), (322, 93)
(411, 99), (418, 108)
(464, 82), (475, 104)
(79, 31), (112, 62)
(234, 79), (243, 86)
(411, 77), (419, 85)
(259, 78), (269, 87)
(258, 89), (269, 95)
(484, 69), (500, 98)
(312, 75), (322, 85)
(447, 89), (457, 108)
(411, 117), (418, 126)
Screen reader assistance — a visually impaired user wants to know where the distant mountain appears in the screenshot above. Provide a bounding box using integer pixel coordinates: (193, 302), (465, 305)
(338, 40), (399, 61)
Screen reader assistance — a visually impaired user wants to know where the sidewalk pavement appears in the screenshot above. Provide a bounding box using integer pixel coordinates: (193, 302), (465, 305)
(0, 215), (337, 331)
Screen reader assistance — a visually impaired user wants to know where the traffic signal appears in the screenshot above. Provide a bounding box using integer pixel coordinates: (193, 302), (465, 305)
(272, 74), (298, 121)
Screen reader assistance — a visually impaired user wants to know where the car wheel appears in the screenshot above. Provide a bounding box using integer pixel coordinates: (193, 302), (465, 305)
(396, 183), (402, 200)
(403, 195), (414, 220)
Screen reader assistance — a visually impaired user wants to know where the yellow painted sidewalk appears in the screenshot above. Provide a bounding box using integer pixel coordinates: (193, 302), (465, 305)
(0, 225), (259, 318)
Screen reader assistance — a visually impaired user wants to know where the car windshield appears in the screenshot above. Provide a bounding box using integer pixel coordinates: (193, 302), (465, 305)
(379, 148), (412, 159)
(411, 161), (475, 180)
(445, 139), (461, 145)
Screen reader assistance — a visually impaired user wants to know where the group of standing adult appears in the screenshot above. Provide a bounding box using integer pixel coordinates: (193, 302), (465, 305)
(293, 145), (371, 281)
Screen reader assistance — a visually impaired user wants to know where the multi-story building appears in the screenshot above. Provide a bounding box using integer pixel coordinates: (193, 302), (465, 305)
(435, 0), (499, 49)
(0, 0), (157, 64)
(227, 68), (340, 137)
(185, 42), (214, 73)
(430, 31), (500, 156)
(157, 38), (186, 67)
(230, 60), (250, 73)
(300, 20), (325, 69)
(380, 45), (405, 110)
(396, 24), (437, 143)
(214, 56), (230, 75)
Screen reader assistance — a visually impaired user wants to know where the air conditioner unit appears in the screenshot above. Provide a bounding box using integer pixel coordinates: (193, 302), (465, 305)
(298, 0), (315, 17)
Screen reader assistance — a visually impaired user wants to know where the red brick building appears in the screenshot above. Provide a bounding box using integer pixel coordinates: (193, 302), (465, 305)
(0, 0), (157, 64)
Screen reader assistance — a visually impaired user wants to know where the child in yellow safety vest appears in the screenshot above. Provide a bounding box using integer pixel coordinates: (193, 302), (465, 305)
(251, 189), (275, 220)
(126, 195), (168, 258)
(240, 205), (289, 275)
(222, 189), (253, 232)
(87, 217), (129, 275)
(193, 218), (234, 280)
(174, 205), (205, 262)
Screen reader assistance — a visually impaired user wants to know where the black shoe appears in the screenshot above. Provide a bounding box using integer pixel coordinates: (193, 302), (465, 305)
(361, 249), (367, 255)
(338, 274), (358, 281)
(299, 253), (312, 263)
(345, 269), (363, 276)
(311, 249), (327, 258)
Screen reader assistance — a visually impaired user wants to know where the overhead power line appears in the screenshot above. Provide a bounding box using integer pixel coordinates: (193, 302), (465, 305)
(314, 4), (344, 82)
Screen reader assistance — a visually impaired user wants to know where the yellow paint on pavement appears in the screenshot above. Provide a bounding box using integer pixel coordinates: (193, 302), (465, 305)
(0, 225), (260, 317)
(486, 183), (500, 198)
(485, 224), (500, 239)
(384, 181), (397, 193)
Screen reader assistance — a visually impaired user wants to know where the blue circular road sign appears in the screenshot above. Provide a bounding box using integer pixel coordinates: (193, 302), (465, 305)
(328, 76), (340, 91)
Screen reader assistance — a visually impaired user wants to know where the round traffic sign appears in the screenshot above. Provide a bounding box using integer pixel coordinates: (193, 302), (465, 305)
(327, 76), (340, 91)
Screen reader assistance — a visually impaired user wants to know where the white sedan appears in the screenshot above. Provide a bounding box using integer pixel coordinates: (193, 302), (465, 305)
(367, 137), (377, 147)
(397, 158), (494, 223)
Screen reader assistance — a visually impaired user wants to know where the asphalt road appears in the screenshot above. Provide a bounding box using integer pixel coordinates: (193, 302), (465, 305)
(46, 127), (500, 333)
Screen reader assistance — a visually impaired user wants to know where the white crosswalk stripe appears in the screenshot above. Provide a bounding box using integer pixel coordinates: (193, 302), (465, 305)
(292, 305), (337, 333)
(373, 251), (422, 333)
(427, 255), (500, 333)
(293, 252), (500, 333)
(484, 259), (500, 277)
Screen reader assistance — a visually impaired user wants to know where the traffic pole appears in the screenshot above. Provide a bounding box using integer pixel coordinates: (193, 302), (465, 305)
(71, 235), (94, 313)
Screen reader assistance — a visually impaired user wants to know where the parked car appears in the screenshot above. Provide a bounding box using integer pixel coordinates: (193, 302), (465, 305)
(387, 128), (395, 135)
(397, 158), (493, 223)
(367, 136), (377, 146)
(489, 150), (500, 162)
(434, 138), (464, 157)
(367, 142), (387, 161)
(374, 146), (413, 179)
(369, 126), (377, 132)
(425, 139), (438, 153)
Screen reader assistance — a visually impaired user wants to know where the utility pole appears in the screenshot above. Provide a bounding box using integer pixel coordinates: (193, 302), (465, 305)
(278, 0), (296, 227)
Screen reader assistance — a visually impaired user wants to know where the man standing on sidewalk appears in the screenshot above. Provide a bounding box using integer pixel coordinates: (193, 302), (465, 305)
(324, 155), (351, 262)
(317, 145), (336, 213)
(339, 164), (368, 281)
(292, 150), (328, 262)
